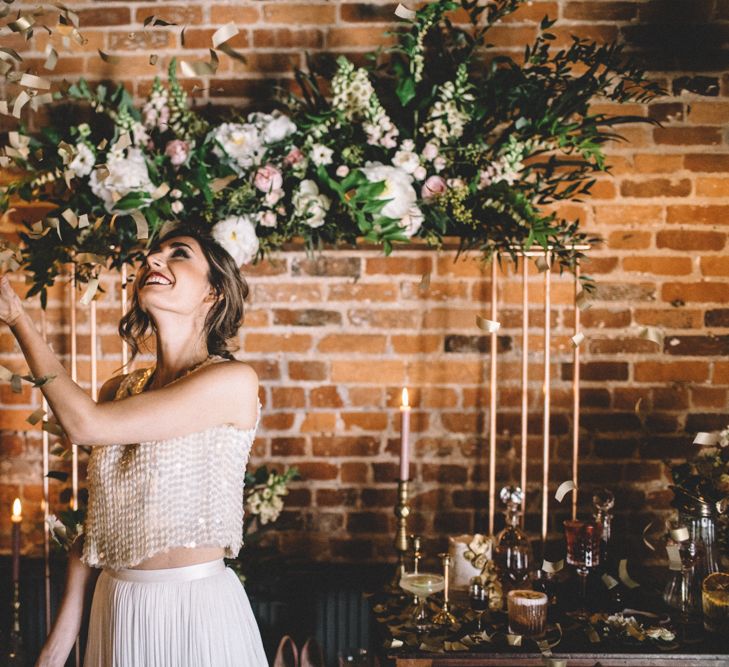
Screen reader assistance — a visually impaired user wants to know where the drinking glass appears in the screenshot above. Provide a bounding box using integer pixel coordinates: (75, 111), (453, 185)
(563, 519), (602, 619)
(399, 572), (445, 632)
(507, 590), (548, 637)
(469, 577), (489, 631)
(703, 572), (729, 634)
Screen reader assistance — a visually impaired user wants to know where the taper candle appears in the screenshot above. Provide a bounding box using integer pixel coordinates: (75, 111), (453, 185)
(11, 498), (22, 584)
(400, 388), (411, 481)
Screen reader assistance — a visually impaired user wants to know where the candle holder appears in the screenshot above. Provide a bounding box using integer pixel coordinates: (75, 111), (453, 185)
(389, 479), (411, 590)
(5, 581), (25, 665)
(433, 552), (457, 627)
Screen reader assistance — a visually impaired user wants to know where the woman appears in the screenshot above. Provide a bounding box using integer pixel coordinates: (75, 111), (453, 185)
(0, 220), (268, 666)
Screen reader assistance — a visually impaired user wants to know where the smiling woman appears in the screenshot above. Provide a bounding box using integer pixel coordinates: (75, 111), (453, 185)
(0, 220), (268, 666)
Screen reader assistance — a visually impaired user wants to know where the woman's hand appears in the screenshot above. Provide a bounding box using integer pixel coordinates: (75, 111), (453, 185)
(34, 647), (68, 667)
(0, 274), (24, 327)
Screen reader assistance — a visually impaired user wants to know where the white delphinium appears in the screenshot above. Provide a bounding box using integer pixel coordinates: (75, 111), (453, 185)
(359, 162), (422, 237)
(142, 80), (170, 131)
(423, 63), (475, 144)
(212, 214), (260, 266)
(67, 143), (95, 178)
(131, 121), (150, 148)
(212, 122), (265, 175)
(478, 136), (527, 188)
(292, 179), (331, 228)
(89, 147), (155, 213)
(310, 143), (334, 166)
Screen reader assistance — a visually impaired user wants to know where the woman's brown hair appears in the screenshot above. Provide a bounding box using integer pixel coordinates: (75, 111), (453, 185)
(118, 220), (249, 364)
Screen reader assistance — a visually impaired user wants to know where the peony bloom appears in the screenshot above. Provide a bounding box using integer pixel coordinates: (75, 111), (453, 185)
(212, 122), (264, 174)
(392, 145), (420, 174)
(253, 163), (283, 193)
(292, 179), (331, 228)
(264, 188), (284, 206)
(400, 206), (424, 237)
(89, 147), (155, 213)
(283, 146), (304, 166)
(421, 175), (447, 200)
(67, 143), (95, 178)
(261, 112), (297, 144)
(164, 139), (190, 167)
(359, 163), (417, 220)
(212, 214), (260, 266)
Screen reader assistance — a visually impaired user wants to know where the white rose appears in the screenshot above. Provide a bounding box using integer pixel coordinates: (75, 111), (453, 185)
(170, 189), (183, 199)
(89, 147), (154, 213)
(264, 188), (284, 206)
(433, 155), (447, 172)
(359, 162), (417, 220)
(292, 179), (331, 228)
(413, 165), (427, 181)
(171, 200), (184, 214)
(422, 142), (439, 161)
(212, 122), (264, 173)
(311, 144), (334, 166)
(68, 143), (95, 178)
(262, 113), (297, 144)
(392, 148), (420, 174)
(212, 214), (260, 266)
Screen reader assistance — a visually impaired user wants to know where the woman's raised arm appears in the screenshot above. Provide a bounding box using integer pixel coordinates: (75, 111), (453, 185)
(2, 275), (259, 446)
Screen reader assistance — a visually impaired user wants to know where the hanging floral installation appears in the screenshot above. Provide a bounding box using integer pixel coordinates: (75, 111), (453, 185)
(0, 0), (662, 304)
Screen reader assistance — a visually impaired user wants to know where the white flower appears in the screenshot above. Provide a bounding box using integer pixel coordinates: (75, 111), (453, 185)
(212, 214), (260, 266)
(401, 139), (415, 152)
(413, 165), (427, 181)
(67, 143), (95, 178)
(89, 147), (155, 213)
(359, 163), (417, 220)
(422, 142), (439, 161)
(292, 179), (331, 228)
(77, 123), (91, 138)
(131, 121), (150, 148)
(170, 189), (183, 199)
(646, 627), (675, 642)
(261, 112), (297, 144)
(257, 210), (278, 227)
(212, 122), (265, 174)
(311, 144), (334, 166)
(400, 206), (423, 237)
(171, 200), (184, 214)
(433, 156), (447, 172)
(264, 188), (284, 206)
(392, 147), (420, 175)
(336, 165), (350, 178)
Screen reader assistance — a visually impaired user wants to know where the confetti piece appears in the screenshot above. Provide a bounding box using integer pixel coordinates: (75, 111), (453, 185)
(12, 90), (30, 118)
(150, 182), (170, 200)
(180, 49), (219, 77)
(670, 526), (689, 542)
(506, 634), (522, 647)
(634, 397), (644, 415)
(211, 175), (236, 192)
(61, 208), (78, 228)
(11, 374), (22, 393)
(571, 331), (585, 347)
(42, 421), (65, 437)
(0, 364), (14, 382)
(97, 138), (108, 151)
(419, 271), (430, 291)
(19, 73), (50, 89)
(30, 92), (53, 111)
(218, 43), (247, 63)
(26, 407), (45, 425)
(693, 431), (719, 446)
(555, 480), (575, 502)
(212, 22), (239, 48)
(143, 15), (177, 27)
(149, 53), (158, 66)
(476, 315), (500, 333)
(79, 277), (99, 305)
(642, 520), (656, 552)
(98, 49), (121, 64)
(601, 573), (619, 590)
(542, 559), (564, 573)
(112, 131), (132, 153)
(666, 545), (682, 571)
(575, 289), (592, 311)
(78, 214), (89, 229)
(131, 210), (149, 239)
(49, 443), (67, 457)
(639, 325), (663, 347)
(394, 3), (417, 19)
(619, 559), (640, 589)
(8, 15), (34, 35)
(586, 626), (600, 643)
(180, 26), (187, 47)
(536, 255), (551, 272)
(94, 165), (109, 181)
(0, 48), (22, 63)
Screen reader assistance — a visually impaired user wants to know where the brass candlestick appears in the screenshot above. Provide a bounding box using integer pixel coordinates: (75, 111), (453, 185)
(390, 479), (411, 589)
(6, 580), (25, 664)
(433, 552), (457, 627)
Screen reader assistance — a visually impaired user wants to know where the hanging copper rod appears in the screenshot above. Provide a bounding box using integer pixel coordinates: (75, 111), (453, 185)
(488, 258), (498, 535)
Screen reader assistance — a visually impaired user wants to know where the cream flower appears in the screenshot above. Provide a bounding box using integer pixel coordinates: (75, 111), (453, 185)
(67, 143), (95, 178)
(212, 214), (260, 266)
(89, 147), (154, 213)
(212, 122), (264, 174)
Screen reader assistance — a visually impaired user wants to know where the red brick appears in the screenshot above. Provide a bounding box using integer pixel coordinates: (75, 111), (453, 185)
(209, 5), (261, 23)
(252, 29), (324, 49)
(318, 334), (387, 354)
(327, 26), (397, 48)
(684, 154), (729, 172)
(695, 177), (729, 197)
(563, 1), (636, 20)
(594, 205), (663, 225)
(620, 179), (691, 198)
(701, 257), (729, 276)
(632, 154), (684, 174)
(134, 5), (203, 24)
(77, 7), (130, 26)
(264, 3), (335, 23)
(608, 231), (652, 249)
(667, 205), (729, 225)
(653, 127), (722, 145)
(635, 362), (710, 383)
(622, 256), (693, 275)
(662, 282), (729, 304)
(656, 230), (725, 251)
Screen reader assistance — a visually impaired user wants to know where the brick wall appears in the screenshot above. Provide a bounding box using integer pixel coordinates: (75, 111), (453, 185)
(1, 1), (729, 566)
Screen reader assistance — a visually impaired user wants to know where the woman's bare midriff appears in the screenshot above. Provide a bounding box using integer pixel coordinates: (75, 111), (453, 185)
(129, 545), (225, 570)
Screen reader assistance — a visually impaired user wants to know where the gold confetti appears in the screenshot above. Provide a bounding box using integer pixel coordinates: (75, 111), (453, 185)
(693, 431), (719, 446)
(112, 131), (132, 153)
(143, 15), (177, 27)
(180, 49), (219, 77)
(218, 43), (247, 63)
(12, 90), (30, 118)
(26, 407), (45, 425)
(542, 559), (564, 573)
(78, 214), (89, 229)
(80, 277), (99, 305)
(476, 315), (500, 333)
(642, 520), (656, 552)
(419, 271), (430, 291)
(131, 210), (149, 239)
(43, 45), (58, 71)
(536, 255), (551, 272)
(61, 208), (78, 227)
(618, 559), (640, 589)
(601, 573), (619, 589)
(212, 22), (239, 48)
(575, 289), (592, 311)
(571, 331), (585, 347)
(150, 182), (170, 200)
(98, 49), (121, 64)
(394, 3), (417, 20)
(19, 73), (50, 89)
(555, 479), (575, 502)
(639, 325), (663, 347)
(211, 174), (236, 192)
(42, 420), (65, 436)
(666, 544), (682, 571)
(149, 54), (158, 66)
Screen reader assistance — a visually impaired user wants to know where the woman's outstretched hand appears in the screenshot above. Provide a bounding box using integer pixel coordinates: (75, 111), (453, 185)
(0, 274), (24, 327)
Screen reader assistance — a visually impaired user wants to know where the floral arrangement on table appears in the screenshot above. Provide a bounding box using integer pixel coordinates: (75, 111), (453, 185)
(667, 426), (729, 561)
(0, 0), (662, 303)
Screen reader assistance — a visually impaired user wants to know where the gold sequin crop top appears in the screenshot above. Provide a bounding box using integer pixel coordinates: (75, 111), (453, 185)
(81, 356), (262, 570)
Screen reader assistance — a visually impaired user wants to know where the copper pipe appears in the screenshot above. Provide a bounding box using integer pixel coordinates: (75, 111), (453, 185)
(121, 264), (129, 370)
(572, 266), (581, 521)
(69, 266), (78, 512)
(488, 258), (498, 535)
(520, 255), (528, 526)
(39, 307), (51, 632)
(541, 252), (551, 545)
(90, 300), (98, 400)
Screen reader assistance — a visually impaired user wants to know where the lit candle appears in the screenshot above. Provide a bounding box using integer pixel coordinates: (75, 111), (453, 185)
(400, 388), (411, 481)
(11, 498), (22, 584)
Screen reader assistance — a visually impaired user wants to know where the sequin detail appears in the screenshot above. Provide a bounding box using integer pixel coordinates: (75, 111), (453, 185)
(81, 356), (261, 570)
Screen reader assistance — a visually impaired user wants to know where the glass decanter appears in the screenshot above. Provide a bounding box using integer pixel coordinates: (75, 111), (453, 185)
(592, 488), (615, 566)
(494, 486), (532, 587)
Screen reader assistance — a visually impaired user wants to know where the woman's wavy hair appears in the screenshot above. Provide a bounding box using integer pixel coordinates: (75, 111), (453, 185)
(119, 220), (249, 364)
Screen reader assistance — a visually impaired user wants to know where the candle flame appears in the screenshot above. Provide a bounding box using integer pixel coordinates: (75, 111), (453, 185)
(401, 387), (409, 408)
(12, 498), (21, 518)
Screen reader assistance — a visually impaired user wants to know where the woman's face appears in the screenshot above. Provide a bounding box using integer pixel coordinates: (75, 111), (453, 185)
(137, 236), (216, 318)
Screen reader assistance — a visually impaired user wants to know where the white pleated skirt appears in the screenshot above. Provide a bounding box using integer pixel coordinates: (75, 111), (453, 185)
(83, 558), (268, 667)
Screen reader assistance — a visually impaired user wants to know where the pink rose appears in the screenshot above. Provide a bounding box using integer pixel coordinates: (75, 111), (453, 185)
(254, 164), (283, 193)
(421, 175), (447, 200)
(283, 147), (304, 166)
(164, 139), (189, 167)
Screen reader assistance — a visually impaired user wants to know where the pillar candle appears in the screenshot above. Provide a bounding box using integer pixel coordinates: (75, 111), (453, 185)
(400, 388), (411, 481)
(11, 498), (22, 584)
